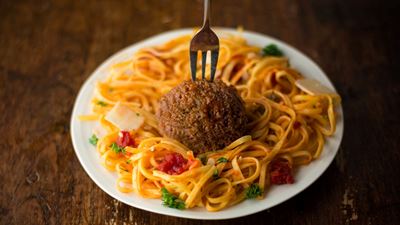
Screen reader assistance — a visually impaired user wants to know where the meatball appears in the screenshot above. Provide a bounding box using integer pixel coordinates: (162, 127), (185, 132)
(156, 80), (248, 155)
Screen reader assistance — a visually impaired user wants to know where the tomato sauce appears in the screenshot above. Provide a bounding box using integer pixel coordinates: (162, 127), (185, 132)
(293, 121), (301, 129)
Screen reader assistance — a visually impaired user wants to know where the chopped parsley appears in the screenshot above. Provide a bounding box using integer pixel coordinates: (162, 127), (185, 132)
(245, 184), (263, 199)
(110, 142), (126, 154)
(262, 44), (283, 57)
(161, 187), (185, 209)
(126, 159), (131, 164)
(89, 134), (98, 146)
(97, 101), (107, 107)
(216, 157), (228, 164)
(213, 169), (219, 180)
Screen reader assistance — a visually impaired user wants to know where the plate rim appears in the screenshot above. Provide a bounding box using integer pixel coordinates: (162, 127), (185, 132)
(70, 27), (344, 220)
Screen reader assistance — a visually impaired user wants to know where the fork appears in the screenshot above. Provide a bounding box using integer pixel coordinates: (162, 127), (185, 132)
(189, 0), (219, 81)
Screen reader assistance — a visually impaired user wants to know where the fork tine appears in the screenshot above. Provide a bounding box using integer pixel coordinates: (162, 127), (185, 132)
(190, 50), (198, 81)
(201, 51), (207, 80)
(210, 49), (219, 81)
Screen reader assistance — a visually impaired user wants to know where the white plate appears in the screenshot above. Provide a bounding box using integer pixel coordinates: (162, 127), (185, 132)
(70, 28), (344, 220)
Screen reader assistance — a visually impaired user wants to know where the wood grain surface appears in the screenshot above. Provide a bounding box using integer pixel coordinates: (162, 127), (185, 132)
(0, 0), (399, 224)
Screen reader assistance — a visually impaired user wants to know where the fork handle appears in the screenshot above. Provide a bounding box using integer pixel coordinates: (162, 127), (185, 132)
(202, 0), (210, 28)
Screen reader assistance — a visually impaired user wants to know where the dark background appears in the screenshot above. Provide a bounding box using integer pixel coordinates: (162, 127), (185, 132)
(0, 0), (399, 224)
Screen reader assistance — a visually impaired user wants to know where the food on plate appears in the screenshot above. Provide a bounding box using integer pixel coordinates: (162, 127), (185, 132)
(157, 79), (247, 154)
(80, 31), (340, 211)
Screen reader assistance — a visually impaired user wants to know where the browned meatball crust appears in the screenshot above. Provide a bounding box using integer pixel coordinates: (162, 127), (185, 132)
(156, 80), (248, 154)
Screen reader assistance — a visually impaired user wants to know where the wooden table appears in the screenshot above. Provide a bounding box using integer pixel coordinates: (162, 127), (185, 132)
(1, 0), (399, 224)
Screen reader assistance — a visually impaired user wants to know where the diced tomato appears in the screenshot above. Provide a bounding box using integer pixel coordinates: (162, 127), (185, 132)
(270, 159), (294, 185)
(116, 131), (135, 148)
(157, 153), (193, 175)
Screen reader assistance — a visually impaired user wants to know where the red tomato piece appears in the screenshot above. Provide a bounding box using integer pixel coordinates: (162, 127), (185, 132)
(116, 131), (135, 148)
(270, 159), (295, 185)
(157, 153), (191, 175)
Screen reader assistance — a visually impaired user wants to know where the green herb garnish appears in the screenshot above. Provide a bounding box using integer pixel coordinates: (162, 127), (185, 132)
(216, 157), (228, 163)
(110, 142), (126, 154)
(213, 169), (219, 180)
(262, 44), (283, 56)
(126, 159), (131, 164)
(97, 101), (107, 107)
(89, 134), (98, 146)
(246, 184), (263, 199)
(161, 187), (185, 209)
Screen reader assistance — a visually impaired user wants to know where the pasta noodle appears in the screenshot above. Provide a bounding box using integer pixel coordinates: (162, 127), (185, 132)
(80, 31), (340, 211)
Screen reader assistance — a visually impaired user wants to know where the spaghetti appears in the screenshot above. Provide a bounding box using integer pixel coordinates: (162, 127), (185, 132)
(80, 31), (340, 211)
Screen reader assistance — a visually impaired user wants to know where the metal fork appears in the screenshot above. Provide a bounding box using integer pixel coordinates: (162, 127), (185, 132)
(189, 0), (219, 81)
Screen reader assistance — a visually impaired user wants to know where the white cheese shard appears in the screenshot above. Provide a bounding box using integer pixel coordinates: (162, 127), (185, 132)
(295, 78), (337, 96)
(207, 158), (216, 165)
(105, 102), (144, 131)
(92, 124), (107, 139)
